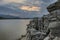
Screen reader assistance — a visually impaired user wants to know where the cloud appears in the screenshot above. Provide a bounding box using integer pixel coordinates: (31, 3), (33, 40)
(4, 0), (26, 3)
(0, 0), (57, 18)
(20, 6), (41, 11)
(0, 0), (27, 5)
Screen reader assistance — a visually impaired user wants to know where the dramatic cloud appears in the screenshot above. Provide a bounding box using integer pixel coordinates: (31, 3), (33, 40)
(0, 0), (26, 5)
(3, 0), (26, 3)
(20, 6), (40, 11)
(0, 0), (57, 18)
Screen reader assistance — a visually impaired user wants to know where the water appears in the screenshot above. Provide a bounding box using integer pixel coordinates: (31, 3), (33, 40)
(0, 19), (30, 40)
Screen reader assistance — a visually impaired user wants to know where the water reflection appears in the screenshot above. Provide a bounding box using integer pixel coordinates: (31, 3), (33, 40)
(0, 19), (30, 40)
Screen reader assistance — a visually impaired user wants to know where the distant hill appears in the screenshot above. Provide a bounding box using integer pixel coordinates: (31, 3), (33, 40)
(0, 14), (20, 19)
(0, 14), (40, 19)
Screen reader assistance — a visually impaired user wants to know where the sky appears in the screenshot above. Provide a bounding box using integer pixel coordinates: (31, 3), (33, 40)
(0, 0), (57, 18)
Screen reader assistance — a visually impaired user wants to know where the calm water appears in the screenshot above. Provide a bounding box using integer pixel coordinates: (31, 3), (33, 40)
(0, 19), (30, 40)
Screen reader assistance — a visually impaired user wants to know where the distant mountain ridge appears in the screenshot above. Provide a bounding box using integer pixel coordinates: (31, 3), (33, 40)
(0, 14), (20, 19)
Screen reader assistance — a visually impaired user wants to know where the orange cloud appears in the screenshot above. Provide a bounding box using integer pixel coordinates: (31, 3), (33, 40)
(20, 6), (40, 11)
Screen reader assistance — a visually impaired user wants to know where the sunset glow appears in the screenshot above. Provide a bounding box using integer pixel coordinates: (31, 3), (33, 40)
(20, 6), (40, 11)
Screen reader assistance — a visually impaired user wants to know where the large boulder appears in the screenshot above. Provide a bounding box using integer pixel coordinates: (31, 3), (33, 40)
(48, 21), (60, 37)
